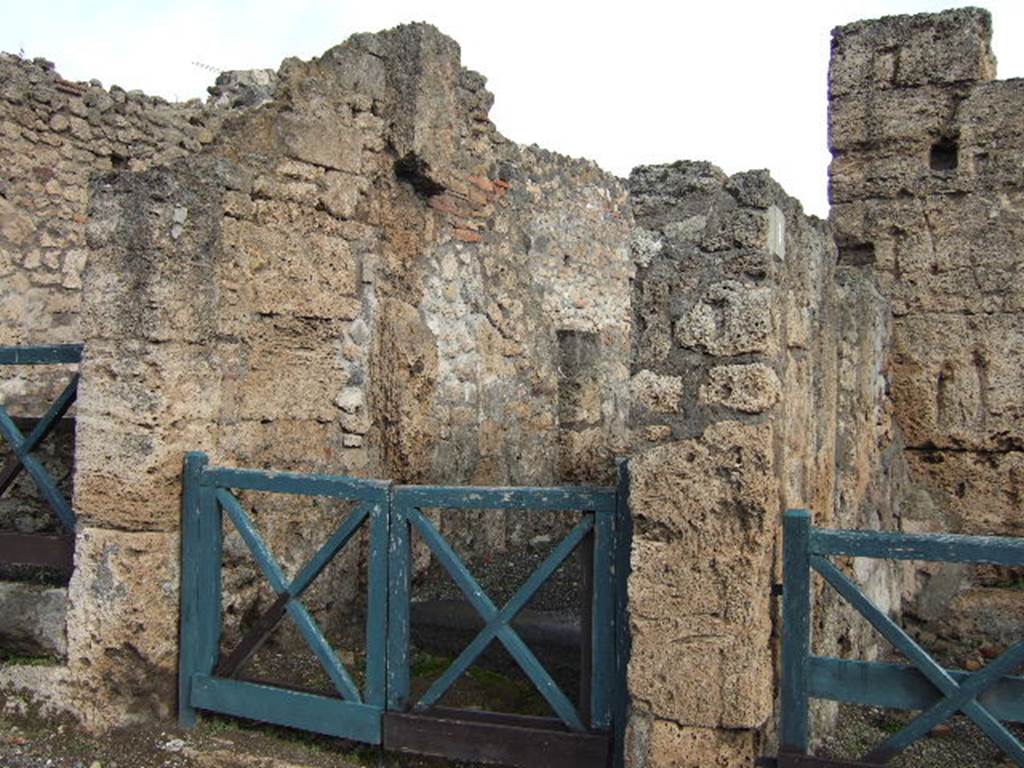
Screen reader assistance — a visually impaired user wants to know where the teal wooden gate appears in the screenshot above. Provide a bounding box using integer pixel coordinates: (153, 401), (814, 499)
(0, 344), (82, 570)
(777, 509), (1024, 767)
(178, 453), (391, 742)
(178, 453), (630, 767)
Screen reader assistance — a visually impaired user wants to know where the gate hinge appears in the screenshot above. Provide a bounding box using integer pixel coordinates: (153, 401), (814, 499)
(771, 583), (784, 597)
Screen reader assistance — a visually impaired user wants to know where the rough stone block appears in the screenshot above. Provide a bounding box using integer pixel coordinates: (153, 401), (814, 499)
(65, 527), (180, 728)
(830, 8), (995, 98)
(630, 370), (684, 414)
(891, 314), (1024, 451)
(675, 281), (776, 357)
(72, 416), (214, 531)
(907, 449), (1024, 537)
(829, 86), (962, 152)
(699, 363), (781, 413)
(278, 112), (363, 173)
(224, 219), (361, 319)
(627, 422), (777, 728)
(626, 715), (758, 768)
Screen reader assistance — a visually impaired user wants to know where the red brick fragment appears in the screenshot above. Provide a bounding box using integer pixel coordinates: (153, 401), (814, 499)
(452, 228), (484, 243)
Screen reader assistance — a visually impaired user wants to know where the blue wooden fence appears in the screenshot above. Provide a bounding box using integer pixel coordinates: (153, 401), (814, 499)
(0, 344), (82, 532)
(178, 453), (391, 743)
(179, 452), (630, 765)
(780, 509), (1024, 767)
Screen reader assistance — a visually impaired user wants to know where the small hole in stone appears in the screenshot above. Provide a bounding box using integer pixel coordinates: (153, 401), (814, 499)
(837, 242), (875, 267)
(394, 152), (445, 197)
(930, 138), (958, 171)
(110, 153), (129, 170)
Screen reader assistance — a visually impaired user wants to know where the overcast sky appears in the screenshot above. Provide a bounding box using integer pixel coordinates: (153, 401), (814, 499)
(4, 1), (1021, 216)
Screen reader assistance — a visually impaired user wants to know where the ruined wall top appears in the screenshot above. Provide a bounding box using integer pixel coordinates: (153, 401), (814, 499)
(829, 6), (996, 97)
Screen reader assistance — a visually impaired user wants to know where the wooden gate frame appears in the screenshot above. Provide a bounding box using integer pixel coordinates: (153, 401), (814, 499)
(777, 509), (1024, 767)
(179, 454), (632, 768)
(382, 482), (621, 766)
(0, 344), (82, 571)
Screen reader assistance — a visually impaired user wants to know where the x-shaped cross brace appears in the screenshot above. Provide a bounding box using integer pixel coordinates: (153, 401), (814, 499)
(814, 555), (1024, 765)
(0, 374), (79, 531)
(403, 506), (591, 732)
(214, 488), (370, 702)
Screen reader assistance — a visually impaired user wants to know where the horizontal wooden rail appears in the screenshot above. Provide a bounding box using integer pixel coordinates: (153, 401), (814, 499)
(811, 526), (1024, 565)
(808, 656), (1024, 722)
(0, 344), (83, 365)
(0, 532), (74, 569)
(202, 465), (388, 500)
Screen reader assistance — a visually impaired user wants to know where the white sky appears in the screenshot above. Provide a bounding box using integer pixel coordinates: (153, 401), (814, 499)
(3, 1), (1022, 216)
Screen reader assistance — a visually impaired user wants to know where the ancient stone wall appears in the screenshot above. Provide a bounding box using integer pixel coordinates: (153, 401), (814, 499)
(1, 8), (1022, 768)
(0, 55), (227, 540)
(61, 24), (633, 726)
(829, 7), (1024, 656)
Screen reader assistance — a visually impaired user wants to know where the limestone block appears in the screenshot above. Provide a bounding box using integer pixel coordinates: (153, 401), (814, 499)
(221, 338), (347, 423)
(675, 281), (776, 357)
(829, 86), (962, 152)
(906, 449), (1024, 536)
(832, 195), (1024, 315)
(699, 363), (781, 413)
(277, 112), (363, 174)
(0, 583), (67, 657)
(627, 422), (777, 728)
(829, 8), (995, 98)
(65, 527), (180, 727)
(891, 314), (1024, 450)
(224, 219), (361, 319)
(630, 370), (683, 414)
(959, 79), (1024, 150)
(73, 416), (214, 531)
(626, 715), (758, 768)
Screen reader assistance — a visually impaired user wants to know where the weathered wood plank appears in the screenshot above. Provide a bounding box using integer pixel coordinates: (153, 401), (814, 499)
(0, 532), (74, 569)
(811, 526), (1024, 566)
(190, 674), (381, 744)
(178, 452), (208, 728)
(781, 510), (812, 754)
(863, 641), (1024, 763)
(612, 460), (633, 768)
(812, 554), (1023, 761)
(809, 656), (1024, 722)
(591, 503), (615, 730)
(383, 709), (610, 768)
(392, 484), (616, 513)
(365, 499), (389, 709)
(0, 344), (83, 365)
(386, 495), (411, 710)
(204, 466), (387, 500)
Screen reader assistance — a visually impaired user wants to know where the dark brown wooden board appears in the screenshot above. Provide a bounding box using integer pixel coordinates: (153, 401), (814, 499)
(777, 753), (883, 768)
(0, 532), (74, 569)
(383, 708), (610, 768)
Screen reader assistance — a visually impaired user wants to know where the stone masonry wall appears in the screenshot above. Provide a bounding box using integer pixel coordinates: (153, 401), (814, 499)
(65, 24), (632, 726)
(0, 55), (227, 540)
(829, 7), (1024, 657)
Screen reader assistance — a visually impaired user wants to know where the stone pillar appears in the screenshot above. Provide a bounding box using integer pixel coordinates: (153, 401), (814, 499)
(68, 158), (228, 725)
(624, 163), (837, 766)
